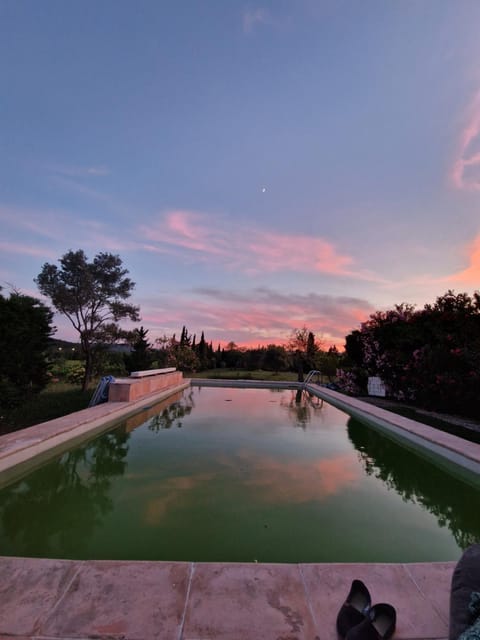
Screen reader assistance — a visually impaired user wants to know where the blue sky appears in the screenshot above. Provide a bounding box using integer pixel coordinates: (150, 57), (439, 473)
(2, 1), (480, 348)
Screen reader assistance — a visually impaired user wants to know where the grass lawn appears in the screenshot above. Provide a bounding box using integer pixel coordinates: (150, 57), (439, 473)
(189, 368), (300, 382)
(0, 382), (93, 435)
(381, 404), (480, 444)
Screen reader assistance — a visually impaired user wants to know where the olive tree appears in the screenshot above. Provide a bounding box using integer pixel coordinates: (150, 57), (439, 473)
(36, 250), (140, 390)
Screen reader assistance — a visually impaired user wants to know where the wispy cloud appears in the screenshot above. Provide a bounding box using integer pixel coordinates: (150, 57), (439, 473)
(0, 241), (57, 260)
(242, 7), (274, 34)
(0, 204), (140, 255)
(45, 166), (135, 219)
(49, 174), (123, 210)
(0, 206), (64, 241)
(48, 163), (110, 178)
(451, 90), (480, 191)
(139, 209), (370, 278)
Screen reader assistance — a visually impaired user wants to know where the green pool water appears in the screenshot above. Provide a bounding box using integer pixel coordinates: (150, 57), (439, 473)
(0, 386), (478, 562)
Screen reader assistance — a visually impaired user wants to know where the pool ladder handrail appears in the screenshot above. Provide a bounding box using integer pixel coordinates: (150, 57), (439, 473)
(304, 370), (322, 386)
(89, 375), (116, 407)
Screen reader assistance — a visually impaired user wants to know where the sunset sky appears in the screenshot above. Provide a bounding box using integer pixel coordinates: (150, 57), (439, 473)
(2, 1), (480, 348)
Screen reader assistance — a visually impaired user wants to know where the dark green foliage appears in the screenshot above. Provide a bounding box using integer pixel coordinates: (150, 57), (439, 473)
(344, 290), (480, 418)
(263, 344), (289, 372)
(124, 326), (152, 374)
(344, 330), (363, 366)
(92, 349), (128, 377)
(62, 361), (86, 384)
(0, 383), (92, 435)
(318, 346), (342, 380)
(170, 345), (200, 372)
(221, 343), (243, 368)
(241, 347), (265, 370)
(306, 331), (319, 370)
(36, 250), (140, 390)
(179, 325), (192, 347)
(196, 331), (208, 369)
(288, 327), (322, 376)
(0, 290), (55, 411)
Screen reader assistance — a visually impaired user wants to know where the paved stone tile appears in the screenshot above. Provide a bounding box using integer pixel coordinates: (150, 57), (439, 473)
(183, 562), (319, 640)
(40, 560), (191, 640)
(300, 563), (449, 640)
(0, 557), (75, 636)
(404, 562), (455, 626)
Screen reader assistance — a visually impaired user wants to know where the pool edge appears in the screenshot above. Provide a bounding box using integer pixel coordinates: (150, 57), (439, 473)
(2, 378), (479, 489)
(0, 555), (454, 639)
(0, 381), (190, 488)
(304, 383), (480, 486)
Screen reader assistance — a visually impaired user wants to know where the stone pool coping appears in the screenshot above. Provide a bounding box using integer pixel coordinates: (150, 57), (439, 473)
(0, 555), (455, 639)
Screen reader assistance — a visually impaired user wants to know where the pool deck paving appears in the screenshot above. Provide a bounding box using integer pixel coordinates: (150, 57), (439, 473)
(0, 556), (454, 640)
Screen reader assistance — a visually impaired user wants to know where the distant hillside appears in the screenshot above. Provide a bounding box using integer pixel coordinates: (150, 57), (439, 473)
(49, 338), (132, 354)
(50, 338), (81, 350)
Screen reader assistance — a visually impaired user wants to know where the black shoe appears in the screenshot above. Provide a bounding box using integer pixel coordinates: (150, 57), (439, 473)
(336, 579), (372, 638)
(345, 603), (396, 640)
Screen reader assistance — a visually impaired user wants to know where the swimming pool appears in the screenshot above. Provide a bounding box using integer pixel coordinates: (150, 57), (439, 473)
(0, 386), (477, 562)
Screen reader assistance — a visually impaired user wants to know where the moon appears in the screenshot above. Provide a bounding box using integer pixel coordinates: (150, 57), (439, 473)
(261, 186), (267, 193)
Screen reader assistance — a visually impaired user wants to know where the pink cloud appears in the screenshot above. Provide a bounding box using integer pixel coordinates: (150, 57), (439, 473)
(139, 288), (375, 349)
(249, 231), (353, 275)
(140, 210), (227, 259)
(451, 90), (480, 191)
(139, 449), (360, 525)
(139, 209), (360, 278)
(446, 234), (480, 284)
(219, 449), (360, 503)
(395, 234), (480, 288)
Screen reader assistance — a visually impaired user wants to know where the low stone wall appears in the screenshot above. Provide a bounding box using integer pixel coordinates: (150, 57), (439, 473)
(108, 370), (184, 402)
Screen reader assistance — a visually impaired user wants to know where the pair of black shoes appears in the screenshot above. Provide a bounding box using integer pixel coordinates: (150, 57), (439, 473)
(336, 580), (396, 639)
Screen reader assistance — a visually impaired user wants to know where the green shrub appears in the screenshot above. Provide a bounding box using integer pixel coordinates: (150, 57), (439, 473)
(63, 361), (86, 384)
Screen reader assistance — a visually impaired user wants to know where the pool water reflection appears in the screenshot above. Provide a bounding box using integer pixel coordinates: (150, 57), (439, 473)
(0, 386), (478, 562)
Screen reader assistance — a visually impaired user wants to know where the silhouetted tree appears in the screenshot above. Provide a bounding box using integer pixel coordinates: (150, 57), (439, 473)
(0, 288), (55, 410)
(197, 331), (208, 369)
(36, 250), (140, 390)
(263, 344), (289, 372)
(124, 326), (152, 373)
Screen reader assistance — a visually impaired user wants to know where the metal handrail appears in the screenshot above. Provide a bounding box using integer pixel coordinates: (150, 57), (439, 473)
(88, 375), (115, 407)
(303, 370), (322, 385)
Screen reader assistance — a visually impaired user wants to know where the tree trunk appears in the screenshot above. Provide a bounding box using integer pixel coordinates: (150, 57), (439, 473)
(81, 339), (93, 392)
(296, 351), (304, 382)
